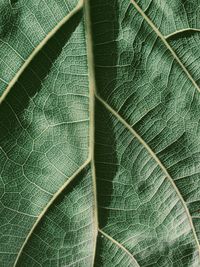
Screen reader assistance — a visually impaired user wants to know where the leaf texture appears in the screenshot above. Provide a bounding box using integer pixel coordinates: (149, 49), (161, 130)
(0, 0), (80, 97)
(0, 0), (200, 266)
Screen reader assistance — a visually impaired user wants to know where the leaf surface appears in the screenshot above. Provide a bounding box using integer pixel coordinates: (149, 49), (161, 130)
(0, 0), (200, 266)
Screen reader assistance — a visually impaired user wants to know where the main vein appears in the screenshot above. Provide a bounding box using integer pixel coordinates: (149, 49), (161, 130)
(84, 0), (99, 265)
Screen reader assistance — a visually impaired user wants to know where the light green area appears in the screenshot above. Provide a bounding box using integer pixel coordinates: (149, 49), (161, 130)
(0, 0), (200, 266)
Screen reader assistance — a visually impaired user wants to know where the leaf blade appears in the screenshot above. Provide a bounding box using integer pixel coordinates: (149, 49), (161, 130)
(1, 0), (200, 266)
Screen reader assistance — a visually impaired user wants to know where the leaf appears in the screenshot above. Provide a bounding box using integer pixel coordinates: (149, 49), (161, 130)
(0, 0), (200, 266)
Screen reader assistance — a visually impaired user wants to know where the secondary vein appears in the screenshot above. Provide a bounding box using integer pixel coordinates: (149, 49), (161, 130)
(96, 93), (200, 256)
(13, 159), (90, 267)
(165, 28), (200, 39)
(99, 228), (141, 267)
(130, 0), (200, 94)
(0, 0), (84, 105)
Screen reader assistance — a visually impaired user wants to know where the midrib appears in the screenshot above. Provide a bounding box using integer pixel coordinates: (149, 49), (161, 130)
(84, 0), (99, 265)
(84, 0), (141, 264)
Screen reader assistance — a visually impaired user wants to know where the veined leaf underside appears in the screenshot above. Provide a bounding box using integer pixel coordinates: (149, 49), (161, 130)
(0, 0), (200, 266)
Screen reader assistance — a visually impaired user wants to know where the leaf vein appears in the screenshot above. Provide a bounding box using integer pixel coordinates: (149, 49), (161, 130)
(130, 0), (200, 94)
(99, 228), (140, 267)
(13, 158), (91, 267)
(95, 93), (200, 255)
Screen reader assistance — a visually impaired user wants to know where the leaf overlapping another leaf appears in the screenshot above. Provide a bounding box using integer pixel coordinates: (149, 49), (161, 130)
(0, 0), (200, 266)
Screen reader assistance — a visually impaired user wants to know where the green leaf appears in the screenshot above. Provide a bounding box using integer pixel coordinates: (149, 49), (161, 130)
(0, 0), (200, 266)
